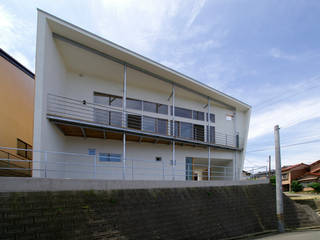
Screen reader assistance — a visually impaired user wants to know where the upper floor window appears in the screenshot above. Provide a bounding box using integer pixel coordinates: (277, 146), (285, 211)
(206, 113), (215, 123)
(17, 139), (32, 160)
(143, 101), (168, 114)
(127, 98), (142, 110)
(94, 92), (122, 107)
(193, 111), (204, 121)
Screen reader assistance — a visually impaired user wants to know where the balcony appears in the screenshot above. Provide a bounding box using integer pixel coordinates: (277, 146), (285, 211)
(47, 94), (242, 150)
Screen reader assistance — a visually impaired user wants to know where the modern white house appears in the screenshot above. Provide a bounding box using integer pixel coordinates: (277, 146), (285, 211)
(33, 10), (251, 181)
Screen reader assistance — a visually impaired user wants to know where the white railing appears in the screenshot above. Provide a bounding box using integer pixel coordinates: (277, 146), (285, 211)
(0, 147), (233, 181)
(47, 94), (242, 149)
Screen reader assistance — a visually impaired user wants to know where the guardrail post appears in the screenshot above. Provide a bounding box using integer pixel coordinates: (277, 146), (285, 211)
(93, 154), (97, 179)
(162, 159), (165, 180)
(44, 152), (48, 178)
(132, 159), (134, 180)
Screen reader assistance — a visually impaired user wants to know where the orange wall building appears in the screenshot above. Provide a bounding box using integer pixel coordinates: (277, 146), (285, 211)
(0, 49), (34, 175)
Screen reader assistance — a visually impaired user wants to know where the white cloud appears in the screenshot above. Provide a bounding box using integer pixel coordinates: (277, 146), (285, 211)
(249, 97), (320, 139)
(185, 0), (207, 28)
(0, 4), (35, 70)
(269, 48), (296, 61)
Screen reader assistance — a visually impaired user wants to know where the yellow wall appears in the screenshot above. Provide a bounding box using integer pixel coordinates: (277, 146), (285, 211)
(0, 56), (34, 155)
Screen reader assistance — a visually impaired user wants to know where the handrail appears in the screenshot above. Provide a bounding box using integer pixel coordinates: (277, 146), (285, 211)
(0, 146), (233, 181)
(47, 93), (242, 149)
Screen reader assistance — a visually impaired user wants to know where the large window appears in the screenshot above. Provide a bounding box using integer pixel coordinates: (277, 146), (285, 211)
(180, 122), (193, 139)
(173, 107), (193, 119)
(194, 124), (204, 141)
(193, 111), (204, 121)
(17, 139), (32, 160)
(127, 114), (141, 130)
(143, 101), (168, 114)
(94, 92), (122, 107)
(127, 98), (142, 110)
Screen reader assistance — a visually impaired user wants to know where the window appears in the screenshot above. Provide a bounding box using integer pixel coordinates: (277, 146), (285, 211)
(206, 113), (215, 123)
(157, 119), (168, 135)
(127, 98), (142, 110)
(186, 157), (193, 180)
(88, 149), (96, 155)
(174, 107), (192, 119)
(170, 121), (180, 137)
(226, 114), (233, 121)
(194, 124), (204, 141)
(143, 101), (157, 113)
(207, 126), (215, 143)
(94, 92), (122, 107)
(193, 111), (204, 121)
(17, 139), (32, 160)
(109, 96), (122, 107)
(180, 122), (193, 139)
(143, 116), (156, 132)
(99, 153), (121, 162)
(144, 101), (168, 114)
(127, 114), (141, 130)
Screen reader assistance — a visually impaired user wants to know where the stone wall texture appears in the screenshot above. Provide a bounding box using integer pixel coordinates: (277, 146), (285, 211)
(1, 183), (320, 240)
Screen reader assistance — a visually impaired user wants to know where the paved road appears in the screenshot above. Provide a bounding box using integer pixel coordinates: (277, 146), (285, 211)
(255, 230), (320, 240)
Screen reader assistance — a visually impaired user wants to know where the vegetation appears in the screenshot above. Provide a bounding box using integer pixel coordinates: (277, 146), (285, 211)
(291, 180), (303, 192)
(307, 182), (320, 193)
(269, 176), (276, 185)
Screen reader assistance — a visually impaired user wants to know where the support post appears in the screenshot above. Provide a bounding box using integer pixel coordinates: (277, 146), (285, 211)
(274, 125), (284, 233)
(208, 98), (211, 181)
(93, 154), (97, 179)
(122, 64), (127, 180)
(44, 151), (48, 178)
(172, 84), (175, 180)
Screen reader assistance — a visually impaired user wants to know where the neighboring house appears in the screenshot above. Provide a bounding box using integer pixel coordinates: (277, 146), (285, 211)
(33, 10), (251, 181)
(282, 163), (309, 191)
(298, 160), (320, 186)
(0, 49), (35, 176)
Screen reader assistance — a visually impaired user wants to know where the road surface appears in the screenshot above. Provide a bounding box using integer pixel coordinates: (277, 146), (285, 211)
(255, 230), (320, 240)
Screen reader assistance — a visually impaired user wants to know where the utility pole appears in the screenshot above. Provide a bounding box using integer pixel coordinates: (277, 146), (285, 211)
(269, 155), (271, 178)
(274, 125), (284, 232)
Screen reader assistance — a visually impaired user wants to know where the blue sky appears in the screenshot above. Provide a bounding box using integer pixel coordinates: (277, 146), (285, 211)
(1, 0), (320, 170)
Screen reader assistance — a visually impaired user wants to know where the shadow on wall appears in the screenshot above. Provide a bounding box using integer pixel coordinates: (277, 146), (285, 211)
(1, 184), (320, 239)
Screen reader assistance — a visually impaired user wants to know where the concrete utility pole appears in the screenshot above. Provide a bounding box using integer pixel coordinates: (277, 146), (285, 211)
(274, 125), (284, 233)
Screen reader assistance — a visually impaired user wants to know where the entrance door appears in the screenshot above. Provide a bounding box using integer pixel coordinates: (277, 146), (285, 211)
(185, 157), (193, 180)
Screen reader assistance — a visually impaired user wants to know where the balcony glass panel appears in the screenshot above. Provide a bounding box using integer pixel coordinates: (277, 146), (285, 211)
(94, 109), (109, 124)
(207, 126), (215, 143)
(110, 111), (122, 127)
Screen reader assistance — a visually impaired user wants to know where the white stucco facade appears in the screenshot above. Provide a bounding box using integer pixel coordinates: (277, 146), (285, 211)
(33, 10), (251, 181)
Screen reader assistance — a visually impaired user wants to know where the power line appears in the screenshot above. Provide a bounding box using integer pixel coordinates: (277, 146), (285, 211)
(246, 138), (320, 153)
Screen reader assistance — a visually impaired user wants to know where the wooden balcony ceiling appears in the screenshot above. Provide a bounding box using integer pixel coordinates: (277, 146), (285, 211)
(56, 123), (193, 146)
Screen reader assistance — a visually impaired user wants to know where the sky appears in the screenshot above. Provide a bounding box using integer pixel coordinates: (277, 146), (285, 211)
(1, 0), (320, 171)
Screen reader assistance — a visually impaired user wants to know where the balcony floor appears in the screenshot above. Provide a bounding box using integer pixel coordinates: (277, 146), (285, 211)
(49, 115), (240, 150)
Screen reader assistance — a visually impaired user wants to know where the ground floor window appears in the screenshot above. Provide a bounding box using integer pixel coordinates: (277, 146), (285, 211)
(186, 157), (193, 180)
(99, 153), (121, 162)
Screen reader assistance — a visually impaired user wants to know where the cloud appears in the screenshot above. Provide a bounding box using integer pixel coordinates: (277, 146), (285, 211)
(249, 97), (320, 139)
(0, 4), (35, 70)
(185, 0), (207, 28)
(269, 48), (297, 61)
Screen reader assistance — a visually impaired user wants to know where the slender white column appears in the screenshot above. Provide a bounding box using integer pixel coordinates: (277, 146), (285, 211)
(208, 98), (211, 181)
(172, 84), (175, 180)
(122, 64), (127, 180)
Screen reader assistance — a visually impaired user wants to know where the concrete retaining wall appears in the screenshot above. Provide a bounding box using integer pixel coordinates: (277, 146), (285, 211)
(0, 177), (268, 192)
(1, 182), (320, 240)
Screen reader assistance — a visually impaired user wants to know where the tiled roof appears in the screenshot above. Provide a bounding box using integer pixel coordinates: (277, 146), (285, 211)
(281, 163), (309, 172)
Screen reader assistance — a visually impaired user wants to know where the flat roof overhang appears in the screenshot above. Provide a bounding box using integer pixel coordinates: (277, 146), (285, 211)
(48, 115), (241, 152)
(39, 9), (251, 112)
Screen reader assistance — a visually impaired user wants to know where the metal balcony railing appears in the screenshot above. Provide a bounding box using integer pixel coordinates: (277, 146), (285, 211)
(47, 94), (242, 148)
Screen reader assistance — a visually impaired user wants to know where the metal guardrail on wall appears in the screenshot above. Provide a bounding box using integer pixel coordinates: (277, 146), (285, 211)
(0, 147), (233, 181)
(47, 94), (242, 148)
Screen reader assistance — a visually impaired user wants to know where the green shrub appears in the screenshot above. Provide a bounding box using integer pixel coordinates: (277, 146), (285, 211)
(307, 182), (320, 193)
(270, 176), (276, 185)
(291, 180), (303, 192)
